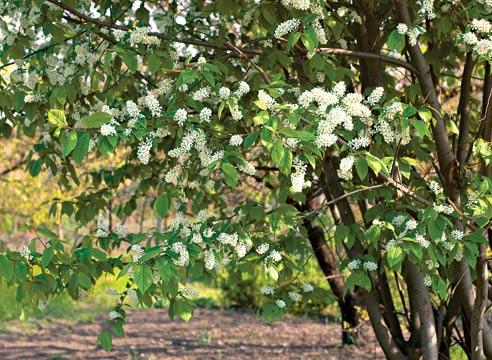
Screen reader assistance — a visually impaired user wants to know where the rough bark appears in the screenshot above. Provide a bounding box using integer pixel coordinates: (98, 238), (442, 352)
(457, 52), (474, 170)
(470, 244), (488, 360)
(403, 261), (439, 360)
(304, 222), (359, 344)
(320, 156), (407, 360)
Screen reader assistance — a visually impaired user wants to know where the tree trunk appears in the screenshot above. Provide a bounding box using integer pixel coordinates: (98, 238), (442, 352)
(304, 222), (359, 344)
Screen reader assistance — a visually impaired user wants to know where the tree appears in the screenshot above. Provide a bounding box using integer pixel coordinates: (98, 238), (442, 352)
(1, 0), (492, 357)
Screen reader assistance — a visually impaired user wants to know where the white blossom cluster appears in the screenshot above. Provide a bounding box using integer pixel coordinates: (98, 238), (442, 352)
(290, 157), (308, 193)
(296, 82), (383, 150)
(462, 18), (492, 58)
(281, 0), (311, 10)
(347, 259), (378, 272)
(96, 213), (109, 238)
(274, 19), (300, 39)
(338, 156), (354, 181)
(19, 245), (32, 261)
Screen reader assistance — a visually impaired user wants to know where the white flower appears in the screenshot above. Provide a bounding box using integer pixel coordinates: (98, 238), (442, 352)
(115, 224), (128, 237)
(239, 161), (256, 176)
(197, 56), (207, 64)
(405, 219), (418, 231)
(256, 243), (269, 255)
(192, 87), (211, 102)
(363, 261), (378, 272)
(463, 32), (478, 46)
(182, 288), (199, 297)
(347, 259), (361, 271)
(291, 157), (307, 193)
(204, 250), (215, 270)
(367, 87), (384, 106)
(472, 19), (492, 34)
(109, 311), (121, 320)
(267, 250), (282, 263)
(137, 137), (153, 165)
(415, 234), (430, 248)
(423, 275), (432, 287)
(126, 100), (141, 119)
(397, 23), (408, 35)
(258, 90), (275, 109)
(276, 299), (286, 308)
(171, 242), (189, 266)
(274, 18), (300, 39)
(174, 108), (187, 126)
(229, 134), (243, 146)
(281, 0), (311, 11)
(100, 123), (117, 137)
(142, 94), (162, 117)
(302, 283), (314, 293)
(129, 27), (160, 46)
(338, 156), (355, 180)
(288, 291), (302, 301)
(451, 230), (464, 240)
(261, 287), (275, 295)
(219, 86), (231, 100)
(235, 81), (250, 97)
(19, 245), (32, 261)
(199, 107), (212, 122)
(130, 245), (145, 261)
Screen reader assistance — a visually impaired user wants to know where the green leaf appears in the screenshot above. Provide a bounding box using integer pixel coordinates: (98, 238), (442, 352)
(221, 162), (238, 188)
(387, 246), (404, 269)
(271, 141), (285, 168)
(301, 27), (319, 52)
(72, 132), (90, 164)
(0, 256), (14, 281)
(355, 157), (368, 180)
(345, 272), (372, 294)
(154, 194), (170, 218)
(78, 272), (92, 289)
(418, 107), (433, 122)
(387, 30), (405, 52)
(114, 47), (138, 72)
(287, 32), (301, 50)
(97, 331), (112, 351)
(61, 131), (78, 158)
(279, 148), (293, 176)
(48, 109), (67, 128)
(156, 257), (172, 280)
(365, 153), (383, 175)
(81, 112), (113, 128)
(278, 127), (315, 141)
(173, 299), (193, 321)
(411, 119), (432, 139)
(147, 53), (161, 74)
(133, 263), (153, 293)
(41, 247), (54, 268)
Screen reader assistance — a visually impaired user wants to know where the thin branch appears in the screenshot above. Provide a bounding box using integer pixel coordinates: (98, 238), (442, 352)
(319, 47), (418, 74)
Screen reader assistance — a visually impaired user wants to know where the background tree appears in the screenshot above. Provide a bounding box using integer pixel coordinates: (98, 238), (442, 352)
(1, 0), (492, 358)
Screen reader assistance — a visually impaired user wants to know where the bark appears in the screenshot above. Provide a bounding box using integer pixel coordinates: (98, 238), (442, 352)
(470, 244), (488, 360)
(457, 52), (475, 170)
(320, 156), (407, 360)
(304, 222), (359, 344)
(403, 261), (439, 360)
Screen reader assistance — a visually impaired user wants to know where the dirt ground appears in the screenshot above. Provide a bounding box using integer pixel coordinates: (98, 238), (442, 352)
(0, 309), (384, 359)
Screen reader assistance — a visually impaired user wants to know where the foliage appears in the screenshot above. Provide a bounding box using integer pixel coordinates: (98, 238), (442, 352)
(1, 0), (492, 358)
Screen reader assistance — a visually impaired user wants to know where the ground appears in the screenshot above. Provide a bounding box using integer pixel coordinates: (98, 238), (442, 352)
(0, 309), (384, 359)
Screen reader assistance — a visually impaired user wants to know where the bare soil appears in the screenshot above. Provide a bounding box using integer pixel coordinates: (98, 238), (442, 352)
(0, 308), (384, 359)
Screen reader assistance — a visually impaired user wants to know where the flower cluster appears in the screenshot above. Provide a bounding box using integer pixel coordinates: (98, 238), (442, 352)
(274, 19), (300, 39)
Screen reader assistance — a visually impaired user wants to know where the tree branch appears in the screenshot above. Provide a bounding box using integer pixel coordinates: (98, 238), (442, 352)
(457, 52), (475, 170)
